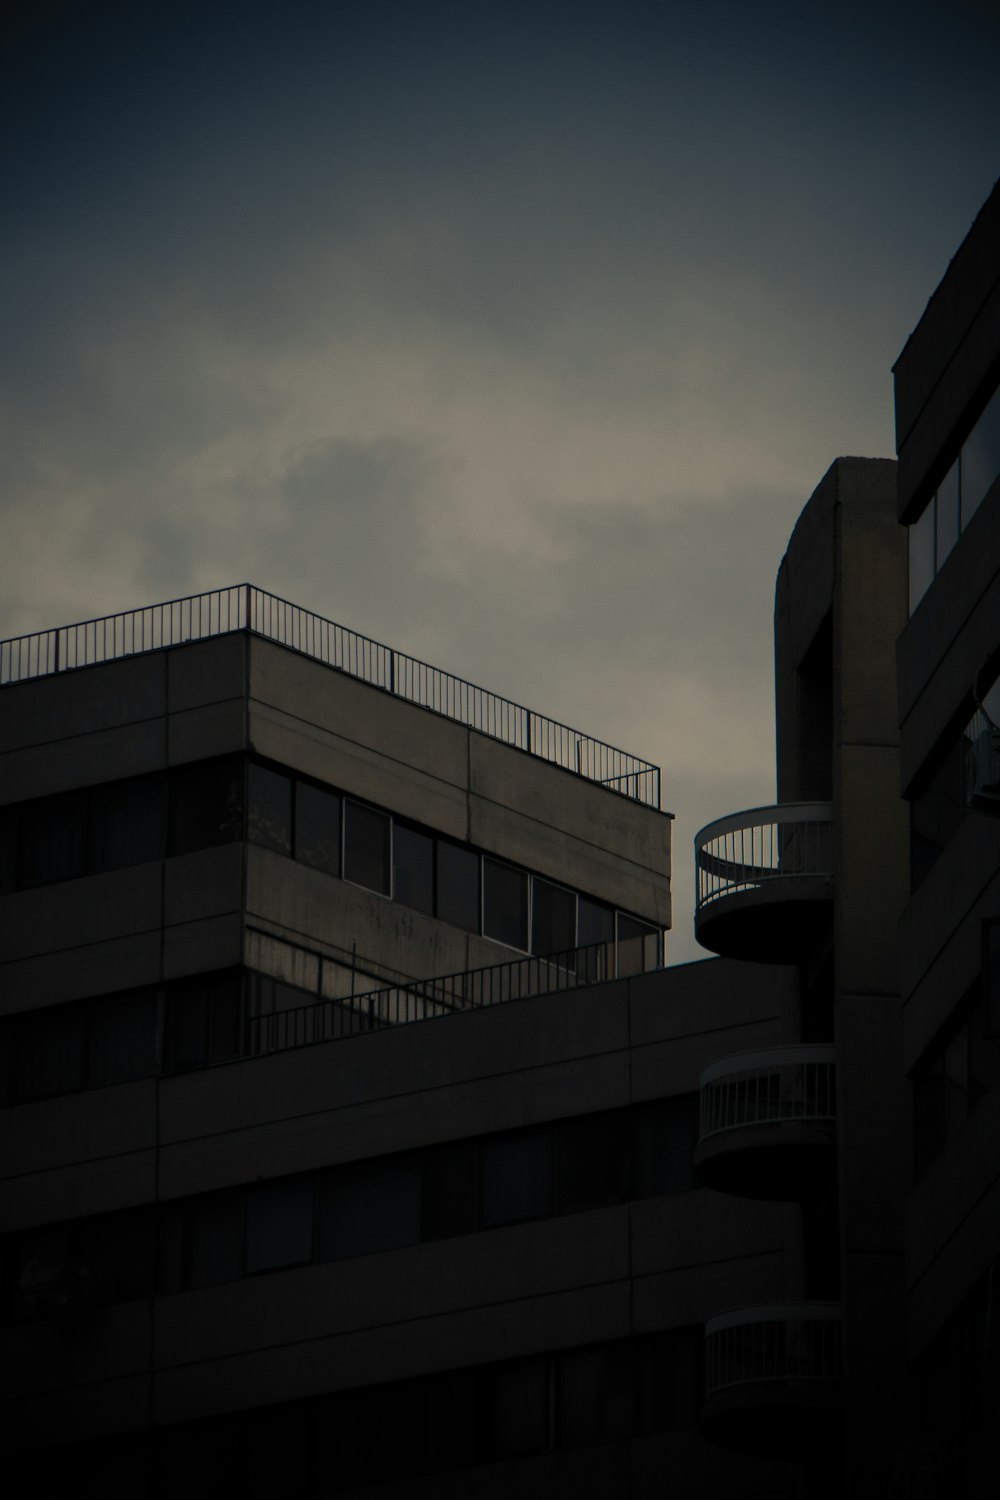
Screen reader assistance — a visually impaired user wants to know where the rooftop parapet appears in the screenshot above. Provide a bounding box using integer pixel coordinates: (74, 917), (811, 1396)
(0, 584), (661, 807)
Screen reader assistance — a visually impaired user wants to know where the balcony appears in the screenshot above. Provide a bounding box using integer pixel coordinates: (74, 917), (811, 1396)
(694, 802), (833, 960)
(701, 1303), (843, 1454)
(694, 1046), (836, 1198)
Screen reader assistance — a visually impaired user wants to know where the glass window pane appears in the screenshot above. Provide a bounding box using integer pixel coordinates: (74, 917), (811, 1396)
(188, 1192), (243, 1288)
(319, 1159), (421, 1261)
(12, 1005), (86, 1102)
(18, 791), (87, 887)
(89, 775), (167, 873)
(558, 1111), (631, 1213)
(245, 1178), (314, 1273)
(343, 801), (390, 895)
(483, 858), (528, 949)
(578, 897), (614, 948)
(481, 1130), (552, 1227)
(88, 989), (158, 1088)
(636, 1327), (702, 1433)
(165, 972), (243, 1071)
(427, 1368), (483, 1472)
(0, 804), (16, 895)
(636, 1096), (697, 1196)
(247, 763), (292, 855)
(908, 500), (935, 614)
(421, 1140), (477, 1240)
(532, 879), (576, 957)
(935, 461), (960, 570)
(437, 841), (480, 932)
(10, 1224), (73, 1320)
(961, 382), (1000, 527)
(294, 781), (340, 876)
(393, 824), (434, 914)
(80, 1209), (157, 1305)
(491, 1357), (549, 1459)
(170, 756), (244, 855)
(617, 913), (660, 975)
(558, 1343), (633, 1447)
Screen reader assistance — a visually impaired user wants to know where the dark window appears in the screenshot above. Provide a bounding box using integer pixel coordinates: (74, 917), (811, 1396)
(557, 1343), (633, 1448)
(294, 781), (340, 876)
(636, 1327), (702, 1433)
(89, 775), (167, 873)
(908, 499), (935, 612)
(533, 878), (576, 956)
(18, 791), (87, 887)
(79, 1209), (157, 1306)
(247, 763), (292, 856)
(87, 989), (158, 1089)
(426, 1368), (483, 1472)
(165, 972), (244, 1072)
(343, 800), (390, 895)
(961, 382), (1000, 525)
(935, 460), (960, 571)
(557, 1110), (631, 1213)
(437, 840), (480, 932)
(421, 1140), (477, 1240)
(319, 1159), (420, 1261)
(636, 1096), (696, 1196)
(483, 858), (528, 949)
(617, 913), (659, 975)
(393, 824), (434, 914)
(490, 1356), (550, 1459)
(481, 1130), (552, 1227)
(0, 804), (16, 896)
(578, 896), (613, 948)
(170, 756), (244, 856)
(9, 1224), (72, 1321)
(910, 736), (964, 889)
(11, 1004), (87, 1102)
(187, 1192), (243, 1289)
(245, 1179), (314, 1273)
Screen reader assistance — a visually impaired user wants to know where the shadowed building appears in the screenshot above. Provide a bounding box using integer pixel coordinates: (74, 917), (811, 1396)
(1, 180), (997, 1498)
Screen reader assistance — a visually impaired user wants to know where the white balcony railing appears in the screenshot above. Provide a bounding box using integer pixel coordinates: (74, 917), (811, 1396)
(699, 1046), (836, 1144)
(704, 1304), (842, 1397)
(695, 802), (833, 914)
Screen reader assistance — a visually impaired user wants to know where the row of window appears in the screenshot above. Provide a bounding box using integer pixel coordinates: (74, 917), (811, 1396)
(909, 675), (1000, 891)
(0, 754), (660, 961)
(908, 378), (1000, 612)
(15, 1330), (703, 1497)
(3, 1097), (698, 1320)
(912, 920), (1000, 1179)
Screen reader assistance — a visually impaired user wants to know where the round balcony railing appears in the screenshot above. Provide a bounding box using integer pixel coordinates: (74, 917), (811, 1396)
(695, 1045), (837, 1197)
(693, 802), (833, 961)
(701, 1303), (843, 1453)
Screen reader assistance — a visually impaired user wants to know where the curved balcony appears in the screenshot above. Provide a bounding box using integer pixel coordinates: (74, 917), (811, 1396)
(694, 802), (833, 961)
(694, 1046), (836, 1198)
(701, 1303), (843, 1454)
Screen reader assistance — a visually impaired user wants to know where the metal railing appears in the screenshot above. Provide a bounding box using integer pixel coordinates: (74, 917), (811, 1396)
(699, 1046), (836, 1143)
(241, 936), (651, 1062)
(0, 584), (660, 807)
(704, 1305), (842, 1395)
(695, 802), (833, 913)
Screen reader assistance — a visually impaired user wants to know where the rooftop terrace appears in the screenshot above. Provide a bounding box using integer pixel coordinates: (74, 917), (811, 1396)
(0, 584), (661, 807)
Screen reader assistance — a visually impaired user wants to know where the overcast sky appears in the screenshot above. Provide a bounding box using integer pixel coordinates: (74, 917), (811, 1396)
(2, 1), (997, 961)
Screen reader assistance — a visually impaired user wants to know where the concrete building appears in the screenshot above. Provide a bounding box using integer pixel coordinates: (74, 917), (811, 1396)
(891, 179), (1000, 1492)
(2, 179), (997, 1498)
(1, 593), (805, 1497)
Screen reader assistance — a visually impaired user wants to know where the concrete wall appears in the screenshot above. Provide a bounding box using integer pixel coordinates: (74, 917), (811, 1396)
(0, 957), (796, 1472)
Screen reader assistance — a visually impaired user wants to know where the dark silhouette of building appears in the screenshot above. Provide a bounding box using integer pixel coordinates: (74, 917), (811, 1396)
(0, 180), (997, 1497)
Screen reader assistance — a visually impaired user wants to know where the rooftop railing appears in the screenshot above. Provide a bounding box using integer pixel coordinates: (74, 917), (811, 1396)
(0, 584), (660, 807)
(695, 802), (833, 913)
